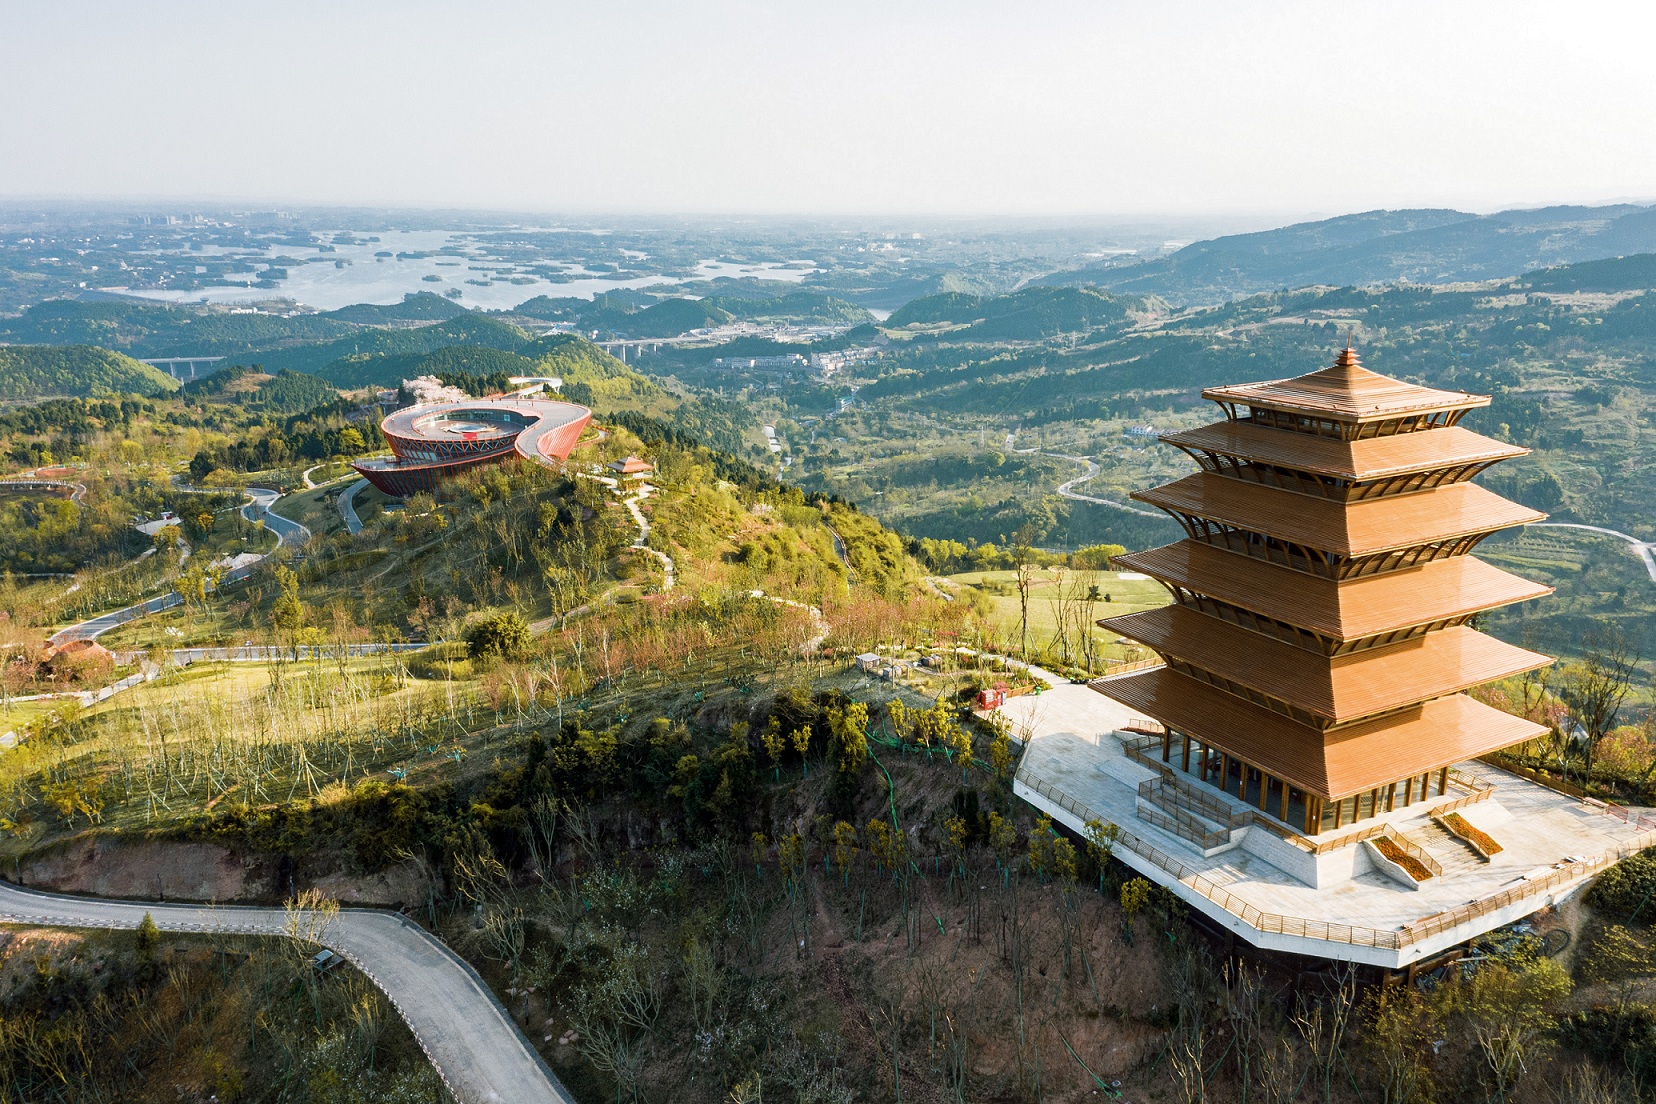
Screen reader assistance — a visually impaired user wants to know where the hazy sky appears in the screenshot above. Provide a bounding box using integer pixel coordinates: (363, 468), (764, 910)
(4, 0), (1654, 219)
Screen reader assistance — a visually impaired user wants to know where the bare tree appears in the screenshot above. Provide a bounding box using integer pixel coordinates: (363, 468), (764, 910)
(1559, 627), (1641, 794)
(1013, 525), (1038, 662)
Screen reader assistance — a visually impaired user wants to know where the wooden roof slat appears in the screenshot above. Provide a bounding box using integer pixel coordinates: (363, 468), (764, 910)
(1162, 421), (1527, 482)
(1114, 541), (1553, 640)
(1099, 606), (1551, 723)
(1093, 667), (1545, 799)
(1134, 472), (1544, 556)
(1201, 348), (1487, 423)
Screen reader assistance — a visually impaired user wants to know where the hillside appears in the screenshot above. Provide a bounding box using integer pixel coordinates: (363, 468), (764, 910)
(0, 344), (179, 399)
(319, 344), (537, 389)
(323, 291), (469, 323)
(1042, 204), (1656, 304)
(253, 312), (533, 374)
(0, 297), (354, 358)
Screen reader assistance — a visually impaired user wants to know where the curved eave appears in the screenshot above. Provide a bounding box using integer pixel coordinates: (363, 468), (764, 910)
(1114, 541), (1553, 641)
(1100, 606), (1551, 725)
(1162, 421), (1527, 482)
(1133, 472), (1544, 557)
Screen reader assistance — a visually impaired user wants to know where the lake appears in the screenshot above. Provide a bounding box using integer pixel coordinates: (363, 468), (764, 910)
(124, 229), (817, 311)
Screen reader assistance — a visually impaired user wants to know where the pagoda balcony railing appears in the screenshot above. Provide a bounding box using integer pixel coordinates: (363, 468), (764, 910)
(1168, 515), (1496, 579)
(1178, 450), (1502, 502)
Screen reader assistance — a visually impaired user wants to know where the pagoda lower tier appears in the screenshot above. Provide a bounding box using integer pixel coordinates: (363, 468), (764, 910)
(1096, 666), (1547, 835)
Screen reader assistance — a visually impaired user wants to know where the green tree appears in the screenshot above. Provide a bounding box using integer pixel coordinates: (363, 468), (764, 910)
(271, 563), (305, 658)
(466, 611), (532, 660)
(135, 912), (160, 960)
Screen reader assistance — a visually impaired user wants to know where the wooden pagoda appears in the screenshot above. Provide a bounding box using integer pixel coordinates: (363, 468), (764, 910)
(1096, 347), (1553, 835)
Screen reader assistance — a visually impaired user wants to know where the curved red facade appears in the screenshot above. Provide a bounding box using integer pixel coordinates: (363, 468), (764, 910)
(353, 398), (593, 497)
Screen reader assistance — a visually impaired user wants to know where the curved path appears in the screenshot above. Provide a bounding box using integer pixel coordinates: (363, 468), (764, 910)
(0, 879), (575, 1104)
(623, 487), (675, 591)
(50, 488), (310, 644)
(340, 477), (369, 535)
(1528, 521), (1656, 584)
(1016, 448), (1166, 519)
(0, 478), (86, 504)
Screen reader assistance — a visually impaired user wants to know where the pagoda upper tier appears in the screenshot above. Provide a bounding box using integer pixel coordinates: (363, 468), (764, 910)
(1096, 347), (1552, 833)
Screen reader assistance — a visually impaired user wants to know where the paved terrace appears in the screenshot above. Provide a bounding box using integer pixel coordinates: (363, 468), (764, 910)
(1003, 672), (1653, 967)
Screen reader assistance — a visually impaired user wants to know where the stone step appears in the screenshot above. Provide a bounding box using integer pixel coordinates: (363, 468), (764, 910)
(1400, 821), (1485, 874)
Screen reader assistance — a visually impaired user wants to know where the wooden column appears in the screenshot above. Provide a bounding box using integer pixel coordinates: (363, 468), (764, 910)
(1162, 730), (1172, 762)
(1181, 734), (1191, 772)
(1219, 753), (1230, 795)
(1386, 782), (1397, 813)
(1279, 782), (1291, 823)
(1403, 776), (1414, 805)
(1437, 767), (1449, 796)
(1332, 796), (1344, 830)
(1257, 771), (1270, 811)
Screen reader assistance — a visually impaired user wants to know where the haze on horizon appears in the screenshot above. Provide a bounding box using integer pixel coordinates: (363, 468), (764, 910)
(3, 0), (1653, 222)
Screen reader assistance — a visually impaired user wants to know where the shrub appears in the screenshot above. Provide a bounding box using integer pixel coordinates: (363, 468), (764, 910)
(465, 611), (531, 660)
(1590, 849), (1656, 922)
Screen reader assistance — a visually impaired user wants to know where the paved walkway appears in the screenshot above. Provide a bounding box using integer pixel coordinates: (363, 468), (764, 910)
(623, 485), (674, 590)
(0, 880), (574, 1104)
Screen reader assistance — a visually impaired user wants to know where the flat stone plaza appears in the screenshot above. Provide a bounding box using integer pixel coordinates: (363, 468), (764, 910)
(1004, 671), (1654, 968)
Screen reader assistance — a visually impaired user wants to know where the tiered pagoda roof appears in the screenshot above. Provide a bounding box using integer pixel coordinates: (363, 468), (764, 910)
(1096, 347), (1552, 831)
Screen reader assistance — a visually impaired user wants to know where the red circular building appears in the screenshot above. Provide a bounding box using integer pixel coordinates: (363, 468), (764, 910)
(352, 398), (593, 497)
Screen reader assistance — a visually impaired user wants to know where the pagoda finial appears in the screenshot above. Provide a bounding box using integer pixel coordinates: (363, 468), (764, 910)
(1332, 341), (1362, 372)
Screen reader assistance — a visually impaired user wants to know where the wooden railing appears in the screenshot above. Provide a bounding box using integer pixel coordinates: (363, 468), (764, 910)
(1098, 658), (1164, 678)
(1141, 773), (1252, 830)
(1015, 765), (1655, 954)
(1136, 802), (1231, 852)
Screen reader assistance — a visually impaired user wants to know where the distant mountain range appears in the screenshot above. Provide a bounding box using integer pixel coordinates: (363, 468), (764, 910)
(1042, 204), (1656, 304)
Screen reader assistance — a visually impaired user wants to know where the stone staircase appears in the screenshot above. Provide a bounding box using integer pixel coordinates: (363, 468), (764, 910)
(1400, 820), (1486, 875)
(1136, 772), (1247, 855)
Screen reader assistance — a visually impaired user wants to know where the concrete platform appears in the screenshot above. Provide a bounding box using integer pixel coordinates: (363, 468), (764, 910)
(1004, 670), (1656, 968)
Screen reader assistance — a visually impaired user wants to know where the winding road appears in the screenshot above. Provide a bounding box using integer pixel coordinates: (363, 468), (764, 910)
(1016, 448), (1166, 519)
(0, 880), (575, 1104)
(1529, 521), (1656, 584)
(49, 487), (310, 644)
(340, 477), (369, 535)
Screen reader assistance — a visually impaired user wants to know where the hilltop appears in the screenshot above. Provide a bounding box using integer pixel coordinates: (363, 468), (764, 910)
(1043, 204), (1656, 304)
(0, 344), (178, 399)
